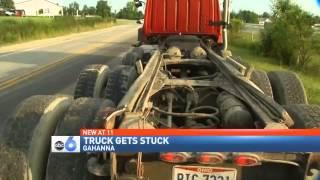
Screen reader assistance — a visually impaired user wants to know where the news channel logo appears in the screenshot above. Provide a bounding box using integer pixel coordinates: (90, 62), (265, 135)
(51, 136), (80, 153)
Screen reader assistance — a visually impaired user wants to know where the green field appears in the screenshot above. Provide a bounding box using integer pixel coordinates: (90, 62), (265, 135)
(229, 32), (320, 105)
(0, 16), (117, 46)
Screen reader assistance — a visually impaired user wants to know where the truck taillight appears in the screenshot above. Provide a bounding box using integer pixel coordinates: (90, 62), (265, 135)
(160, 152), (190, 163)
(233, 154), (261, 167)
(196, 153), (226, 165)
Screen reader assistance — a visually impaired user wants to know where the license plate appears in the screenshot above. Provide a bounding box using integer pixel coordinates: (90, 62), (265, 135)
(172, 166), (237, 180)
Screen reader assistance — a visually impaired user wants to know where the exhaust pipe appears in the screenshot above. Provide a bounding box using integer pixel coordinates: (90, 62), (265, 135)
(222, 0), (231, 51)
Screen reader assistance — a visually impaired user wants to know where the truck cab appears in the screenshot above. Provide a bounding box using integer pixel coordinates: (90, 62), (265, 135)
(138, 0), (224, 45)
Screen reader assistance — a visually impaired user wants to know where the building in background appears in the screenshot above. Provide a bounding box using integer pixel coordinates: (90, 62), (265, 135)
(313, 24), (320, 31)
(14, 0), (63, 16)
(258, 18), (272, 26)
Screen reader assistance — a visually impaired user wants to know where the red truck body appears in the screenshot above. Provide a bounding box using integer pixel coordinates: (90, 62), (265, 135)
(143, 0), (223, 43)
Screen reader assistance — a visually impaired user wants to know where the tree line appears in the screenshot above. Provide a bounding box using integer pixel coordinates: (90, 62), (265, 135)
(0, 0), (15, 9)
(63, 1), (112, 18)
(64, 1), (143, 19)
(231, 9), (319, 25)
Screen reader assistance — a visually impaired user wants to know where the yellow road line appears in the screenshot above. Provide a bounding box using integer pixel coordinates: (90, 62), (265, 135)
(0, 30), (135, 92)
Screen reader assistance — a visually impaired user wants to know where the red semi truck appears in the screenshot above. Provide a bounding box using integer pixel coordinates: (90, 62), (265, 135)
(1, 0), (320, 180)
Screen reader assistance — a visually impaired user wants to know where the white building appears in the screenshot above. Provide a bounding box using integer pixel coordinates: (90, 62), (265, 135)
(313, 24), (320, 31)
(14, 0), (63, 16)
(258, 18), (272, 26)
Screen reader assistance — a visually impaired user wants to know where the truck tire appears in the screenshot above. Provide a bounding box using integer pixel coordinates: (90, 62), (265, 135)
(74, 64), (110, 99)
(132, 47), (144, 59)
(91, 99), (116, 128)
(268, 71), (308, 105)
(122, 48), (144, 66)
(0, 95), (72, 180)
(122, 52), (140, 66)
(284, 104), (320, 129)
(104, 65), (138, 105)
(251, 70), (273, 98)
(46, 98), (108, 180)
(284, 104), (320, 177)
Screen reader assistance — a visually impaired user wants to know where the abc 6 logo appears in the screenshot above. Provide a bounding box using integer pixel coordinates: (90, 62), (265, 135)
(54, 137), (77, 152)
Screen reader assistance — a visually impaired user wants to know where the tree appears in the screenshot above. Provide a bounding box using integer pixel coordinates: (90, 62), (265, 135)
(230, 18), (244, 35)
(96, 0), (111, 18)
(313, 16), (320, 24)
(82, 5), (89, 16)
(262, 12), (271, 18)
(117, 2), (144, 20)
(260, 0), (314, 69)
(88, 6), (96, 15)
(230, 11), (239, 19)
(237, 10), (259, 23)
(62, 6), (68, 16)
(68, 1), (79, 16)
(0, 0), (15, 9)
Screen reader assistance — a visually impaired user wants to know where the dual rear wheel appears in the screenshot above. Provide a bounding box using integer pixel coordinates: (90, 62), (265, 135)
(251, 70), (308, 105)
(235, 57), (307, 105)
(73, 48), (143, 105)
(0, 96), (115, 180)
(74, 64), (138, 106)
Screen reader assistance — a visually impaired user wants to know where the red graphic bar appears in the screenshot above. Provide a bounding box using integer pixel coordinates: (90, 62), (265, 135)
(80, 129), (320, 136)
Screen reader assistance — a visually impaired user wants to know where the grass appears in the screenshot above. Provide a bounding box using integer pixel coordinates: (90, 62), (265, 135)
(0, 16), (119, 46)
(230, 34), (320, 105)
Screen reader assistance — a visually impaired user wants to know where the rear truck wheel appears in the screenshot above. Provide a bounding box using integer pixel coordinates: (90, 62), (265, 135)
(46, 98), (111, 180)
(0, 95), (72, 180)
(104, 65), (138, 105)
(284, 104), (320, 177)
(122, 52), (140, 66)
(284, 104), (320, 129)
(268, 71), (308, 105)
(122, 48), (144, 66)
(251, 70), (274, 98)
(74, 64), (110, 99)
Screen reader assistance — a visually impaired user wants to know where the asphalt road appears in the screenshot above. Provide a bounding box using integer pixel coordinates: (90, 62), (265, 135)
(0, 23), (139, 134)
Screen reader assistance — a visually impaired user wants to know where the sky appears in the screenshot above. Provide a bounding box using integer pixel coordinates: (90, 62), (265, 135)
(15, 0), (320, 15)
